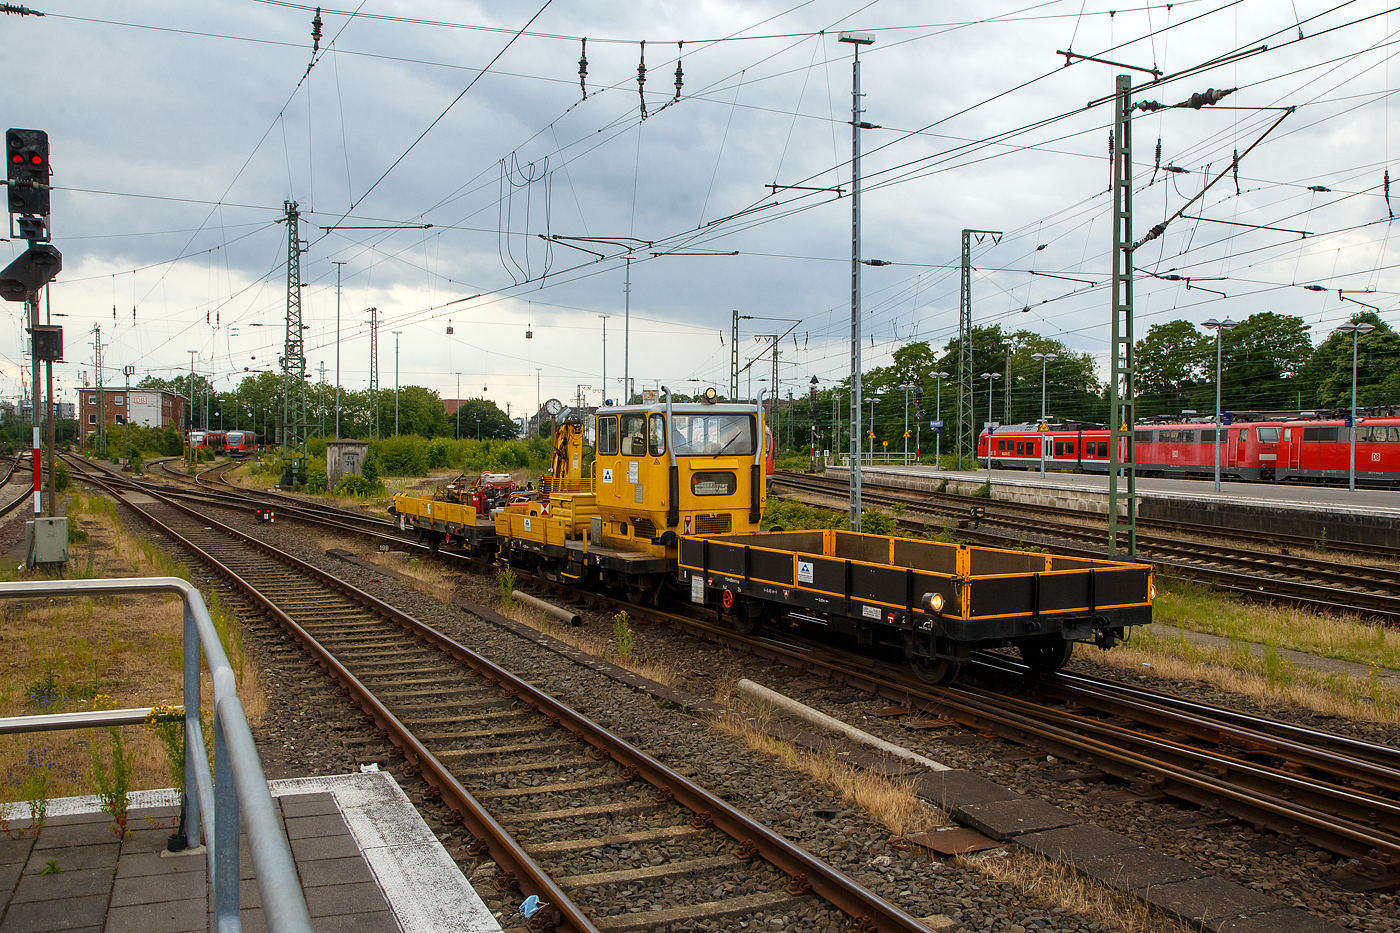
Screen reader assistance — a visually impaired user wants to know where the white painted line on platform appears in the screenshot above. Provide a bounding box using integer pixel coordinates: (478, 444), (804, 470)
(270, 771), (504, 933)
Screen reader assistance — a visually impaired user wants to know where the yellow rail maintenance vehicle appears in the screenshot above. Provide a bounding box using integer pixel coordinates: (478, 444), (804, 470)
(392, 388), (768, 606)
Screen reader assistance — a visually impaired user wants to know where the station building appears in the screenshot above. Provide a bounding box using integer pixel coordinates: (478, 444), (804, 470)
(79, 387), (186, 431)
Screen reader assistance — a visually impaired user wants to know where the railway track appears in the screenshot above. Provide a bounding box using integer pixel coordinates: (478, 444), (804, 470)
(64, 456), (1400, 887)
(63, 456), (932, 933)
(775, 471), (1400, 623)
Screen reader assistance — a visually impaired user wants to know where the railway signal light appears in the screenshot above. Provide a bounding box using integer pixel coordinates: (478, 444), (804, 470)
(0, 243), (62, 301)
(6, 128), (49, 216)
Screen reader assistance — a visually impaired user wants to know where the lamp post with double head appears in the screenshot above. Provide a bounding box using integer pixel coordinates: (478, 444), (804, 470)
(1335, 321), (1376, 491)
(981, 372), (1000, 469)
(867, 397), (878, 464)
(900, 383), (914, 465)
(1202, 318), (1237, 492)
(1030, 352), (1057, 476)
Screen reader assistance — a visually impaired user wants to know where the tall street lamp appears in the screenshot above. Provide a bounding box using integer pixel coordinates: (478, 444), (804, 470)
(867, 397), (878, 465)
(1030, 352), (1058, 477)
(1202, 318), (1237, 492)
(932, 371), (948, 469)
(900, 383), (914, 465)
(981, 372), (1001, 469)
(1336, 320), (1376, 491)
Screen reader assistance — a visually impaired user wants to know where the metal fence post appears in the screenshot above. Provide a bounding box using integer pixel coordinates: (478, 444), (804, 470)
(214, 705), (240, 929)
(183, 601), (202, 850)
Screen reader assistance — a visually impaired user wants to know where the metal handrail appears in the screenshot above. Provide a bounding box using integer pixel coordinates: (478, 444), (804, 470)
(0, 577), (313, 933)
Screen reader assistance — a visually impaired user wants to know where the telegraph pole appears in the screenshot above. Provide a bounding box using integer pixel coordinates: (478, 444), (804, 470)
(958, 229), (1001, 471)
(1107, 75), (1137, 557)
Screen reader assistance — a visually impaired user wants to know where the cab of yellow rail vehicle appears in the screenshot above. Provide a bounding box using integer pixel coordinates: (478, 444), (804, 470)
(594, 388), (767, 557)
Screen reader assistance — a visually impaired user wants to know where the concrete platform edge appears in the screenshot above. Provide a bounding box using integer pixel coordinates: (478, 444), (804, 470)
(268, 771), (503, 933)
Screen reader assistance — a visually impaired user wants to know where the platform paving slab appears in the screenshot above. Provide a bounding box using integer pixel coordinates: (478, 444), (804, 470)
(0, 772), (503, 933)
(1147, 874), (1316, 932)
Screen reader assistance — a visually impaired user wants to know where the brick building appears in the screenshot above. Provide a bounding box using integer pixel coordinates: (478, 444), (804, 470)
(79, 388), (185, 432)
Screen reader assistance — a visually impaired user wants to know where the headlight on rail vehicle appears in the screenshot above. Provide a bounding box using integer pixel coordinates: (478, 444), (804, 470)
(1148, 579), (1157, 601)
(921, 591), (945, 614)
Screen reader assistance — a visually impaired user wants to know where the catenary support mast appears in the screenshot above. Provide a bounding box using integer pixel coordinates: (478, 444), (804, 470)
(1108, 75), (1138, 556)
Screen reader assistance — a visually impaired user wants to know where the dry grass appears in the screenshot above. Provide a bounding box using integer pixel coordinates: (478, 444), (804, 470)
(0, 490), (265, 815)
(976, 848), (1195, 933)
(711, 698), (945, 837)
(1156, 577), (1400, 669)
(1096, 632), (1400, 723)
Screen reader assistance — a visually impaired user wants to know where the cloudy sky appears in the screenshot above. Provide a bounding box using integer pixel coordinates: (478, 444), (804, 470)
(5, 1), (1397, 420)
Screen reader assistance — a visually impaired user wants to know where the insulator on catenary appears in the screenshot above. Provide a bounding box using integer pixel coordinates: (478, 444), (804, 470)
(578, 38), (588, 101)
(1108, 132), (1114, 159)
(311, 7), (322, 53)
(637, 40), (648, 119)
(674, 41), (684, 102)
(1151, 138), (1162, 183)
(1387, 170), (1393, 219)
(1233, 149), (1240, 196)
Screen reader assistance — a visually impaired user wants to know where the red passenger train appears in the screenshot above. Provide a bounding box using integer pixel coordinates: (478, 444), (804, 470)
(978, 416), (1400, 487)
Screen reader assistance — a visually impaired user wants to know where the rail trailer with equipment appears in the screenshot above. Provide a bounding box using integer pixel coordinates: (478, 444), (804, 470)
(980, 415), (1400, 486)
(392, 390), (1154, 682)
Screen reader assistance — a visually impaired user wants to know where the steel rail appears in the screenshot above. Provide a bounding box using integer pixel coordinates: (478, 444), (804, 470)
(74, 461), (933, 933)
(981, 654), (1400, 771)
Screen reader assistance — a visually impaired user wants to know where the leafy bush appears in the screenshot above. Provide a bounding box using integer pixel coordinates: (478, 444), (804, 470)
(304, 465), (327, 493)
(53, 461), (69, 493)
(861, 509), (898, 536)
(371, 435), (429, 476)
(334, 474), (382, 498)
(426, 439), (451, 469)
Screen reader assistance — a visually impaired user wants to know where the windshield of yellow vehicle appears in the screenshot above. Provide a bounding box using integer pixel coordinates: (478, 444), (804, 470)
(670, 414), (754, 456)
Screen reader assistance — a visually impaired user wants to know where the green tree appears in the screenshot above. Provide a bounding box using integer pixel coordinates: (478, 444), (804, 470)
(1297, 311), (1399, 411)
(1221, 312), (1312, 411)
(1133, 320), (1209, 419)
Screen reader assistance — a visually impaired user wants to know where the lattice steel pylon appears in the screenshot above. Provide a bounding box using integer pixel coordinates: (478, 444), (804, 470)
(957, 228), (1000, 469)
(730, 310), (740, 400)
(281, 201), (308, 487)
(1107, 74), (1137, 556)
(367, 305), (379, 437)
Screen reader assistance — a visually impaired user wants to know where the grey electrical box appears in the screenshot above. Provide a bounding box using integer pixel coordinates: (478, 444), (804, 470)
(24, 516), (68, 568)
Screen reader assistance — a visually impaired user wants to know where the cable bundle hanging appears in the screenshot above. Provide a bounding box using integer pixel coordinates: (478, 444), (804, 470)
(578, 37), (588, 100)
(673, 41), (684, 102)
(637, 40), (647, 119)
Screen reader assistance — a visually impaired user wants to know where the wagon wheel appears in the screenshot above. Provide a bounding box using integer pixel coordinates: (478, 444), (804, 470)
(728, 599), (764, 636)
(1018, 636), (1073, 672)
(911, 656), (960, 686)
(626, 579), (662, 606)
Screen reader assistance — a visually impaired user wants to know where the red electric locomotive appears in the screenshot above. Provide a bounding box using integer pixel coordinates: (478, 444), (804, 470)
(978, 416), (1400, 487)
